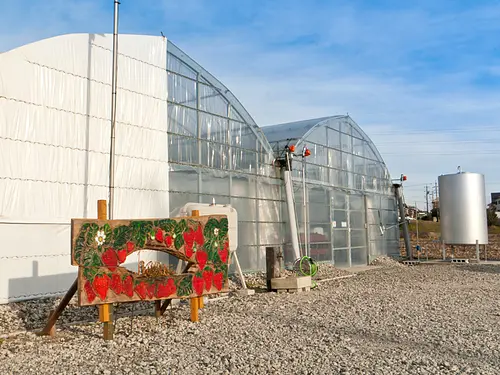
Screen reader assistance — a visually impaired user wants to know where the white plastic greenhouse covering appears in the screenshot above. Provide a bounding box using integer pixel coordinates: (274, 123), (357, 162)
(0, 34), (170, 303)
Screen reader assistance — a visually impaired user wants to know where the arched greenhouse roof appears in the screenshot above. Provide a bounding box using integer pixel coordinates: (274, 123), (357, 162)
(262, 115), (387, 166)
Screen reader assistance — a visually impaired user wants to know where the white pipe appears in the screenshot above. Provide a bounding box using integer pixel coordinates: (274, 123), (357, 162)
(284, 170), (300, 261)
(108, 0), (120, 219)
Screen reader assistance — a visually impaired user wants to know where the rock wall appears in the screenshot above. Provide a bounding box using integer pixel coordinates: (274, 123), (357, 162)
(400, 233), (500, 260)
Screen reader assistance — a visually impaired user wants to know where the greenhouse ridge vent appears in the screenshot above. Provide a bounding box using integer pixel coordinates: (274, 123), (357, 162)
(0, 32), (399, 303)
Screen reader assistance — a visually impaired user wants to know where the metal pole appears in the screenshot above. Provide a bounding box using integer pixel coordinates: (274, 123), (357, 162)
(476, 239), (480, 262)
(416, 201), (419, 244)
(394, 184), (411, 259)
(108, 0), (120, 220)
(302, 161), (308, 257)
(284, 153), (300, 261)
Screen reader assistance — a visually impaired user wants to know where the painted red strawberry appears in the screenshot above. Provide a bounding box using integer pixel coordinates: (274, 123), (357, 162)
(146, 283), (156, 299)
(202, 269), (214, 291)
(117, 249), (127, 264)
(213, 272), (224, 291)
(155, 229), (164, 242)
(192, 274), (204, 295)
(195, 250), (208, 269)
(110, 273), (123, 295)
(157, 279), (176, 298)
(123, 275), (134, 297)
(101, 248), (118, 271)
(126, 241), (135, 254)
(195, 225), (204, 246)
(92, 274), (110, 300)
(218, 244), (229, 264)
(183, 230), (195, 257)
(135, 281), (148, 300)
(84, 280), (96, 303)
(164, 235), (173, 247)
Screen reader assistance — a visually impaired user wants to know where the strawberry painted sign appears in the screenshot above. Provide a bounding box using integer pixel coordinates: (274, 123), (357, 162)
(71, 215), (230, 306)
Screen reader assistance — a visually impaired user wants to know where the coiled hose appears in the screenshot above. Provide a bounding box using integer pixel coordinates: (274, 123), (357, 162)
(294, 256), (318, 288)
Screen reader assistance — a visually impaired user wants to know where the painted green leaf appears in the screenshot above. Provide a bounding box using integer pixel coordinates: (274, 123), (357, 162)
(177, 219), (188, 233)
(113, 226), (129, 249)
(83, 267), (98, 281)
(158, 219), (177, 233)
(174, 234), (184, 250)
(91, 252), (103, 267)
(219, 218), (229, 237)
(87, 224), (99, 247)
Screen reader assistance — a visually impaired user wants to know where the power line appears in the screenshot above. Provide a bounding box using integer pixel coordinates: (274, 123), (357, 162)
(376, 139), (500, 145)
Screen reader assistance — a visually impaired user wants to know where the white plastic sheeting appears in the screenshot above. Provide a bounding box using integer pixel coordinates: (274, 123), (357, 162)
(0, 33), (169, 303)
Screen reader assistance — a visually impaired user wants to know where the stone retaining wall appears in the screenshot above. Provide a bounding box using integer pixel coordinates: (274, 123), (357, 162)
(400, 233), (500, 260)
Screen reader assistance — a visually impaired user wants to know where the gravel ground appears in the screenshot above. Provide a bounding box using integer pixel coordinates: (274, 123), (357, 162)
(2, 260), (500, 374)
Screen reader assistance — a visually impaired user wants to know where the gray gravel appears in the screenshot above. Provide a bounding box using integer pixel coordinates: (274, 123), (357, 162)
(2, 260), (500, 374)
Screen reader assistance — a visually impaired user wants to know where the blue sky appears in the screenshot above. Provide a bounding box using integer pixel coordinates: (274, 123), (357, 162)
(1, 0), (500, 207)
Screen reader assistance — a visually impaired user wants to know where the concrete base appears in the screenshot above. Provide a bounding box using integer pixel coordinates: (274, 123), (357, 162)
(271, 276), (311, 293)
(451, 258), (469, 263)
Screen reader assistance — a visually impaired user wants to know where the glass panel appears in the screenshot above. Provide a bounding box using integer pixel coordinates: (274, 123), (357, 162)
(354, 174), (365, 190)
(353, 138), (365, 157)
(231, 148), (257, 172)
(168, 104), (198, 137)
(200, 171), (229, 196)
(328, 148), (342, 169)
(341, 121), (352, 135)
(333, 248), (349, 267)
(199, 113), (229, 144)
(341, 133), (352, 152)
(328, 128), (341, 149)
(350, 194), (364, 210)
(332, 210), (347, 224)
(350, 211), (365, 229)
(168, 134), (198, 164)
(230, 122), (258, 150)
(310, 240), (332, 262)
(331, 190), (347, 209)
(333, 230), (349, 248)
(169, 168), (199, 193)
(329, 168), (340, 186)
(231, 174), (257, 198)
(353, 155), (365, 175)
(231, 197), (257, 218)
(351, 247), (367, 266)
(307, 127), (328, 146)
(259, 223), (281, 245)
(200, 140), (229, 169)
(199, 83), (229, 117)
(310, 143), (327, 166)
(167, 53), (197, 79)
(351, 229), (367, 247)
(167, 72), (197, 107)
(342, 152), (353, 172)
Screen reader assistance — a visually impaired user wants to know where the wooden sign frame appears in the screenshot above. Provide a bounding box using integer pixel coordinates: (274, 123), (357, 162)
(71, 215), (230, 306)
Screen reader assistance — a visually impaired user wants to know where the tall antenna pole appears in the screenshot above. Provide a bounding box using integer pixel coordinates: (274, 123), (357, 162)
(108, 0), (120, 219)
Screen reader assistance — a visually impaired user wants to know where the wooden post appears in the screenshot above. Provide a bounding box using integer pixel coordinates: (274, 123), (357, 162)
(190, 295), (199, 322)
(97, 200), (114, 340)
(39, 280), (77, 336)
(266, 247), (279, 291)
(154, 301), (162, 318)
(190, 209), (201, 321)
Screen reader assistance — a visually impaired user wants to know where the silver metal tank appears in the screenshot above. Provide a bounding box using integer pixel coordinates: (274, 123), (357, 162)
(438, 172), (488, 245)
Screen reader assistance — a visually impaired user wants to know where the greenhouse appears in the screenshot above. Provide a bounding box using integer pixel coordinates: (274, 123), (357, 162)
(0, 32), (398, 303)
(263, 116), (400, 266)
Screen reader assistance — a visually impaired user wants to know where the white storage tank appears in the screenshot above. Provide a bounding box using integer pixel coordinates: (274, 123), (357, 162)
(438, 172), (488, 245)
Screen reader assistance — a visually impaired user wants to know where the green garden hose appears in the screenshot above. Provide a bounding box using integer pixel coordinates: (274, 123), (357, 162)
(295, 256), (318, 288)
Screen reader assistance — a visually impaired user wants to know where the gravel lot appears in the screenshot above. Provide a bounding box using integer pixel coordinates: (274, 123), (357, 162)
(2, 259), (500, 374)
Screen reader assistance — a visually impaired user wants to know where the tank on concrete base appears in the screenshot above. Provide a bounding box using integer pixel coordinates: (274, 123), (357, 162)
(438, 172), (488, 245)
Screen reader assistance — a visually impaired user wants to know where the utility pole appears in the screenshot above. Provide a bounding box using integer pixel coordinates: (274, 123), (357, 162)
(425, 185), (430, 214)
